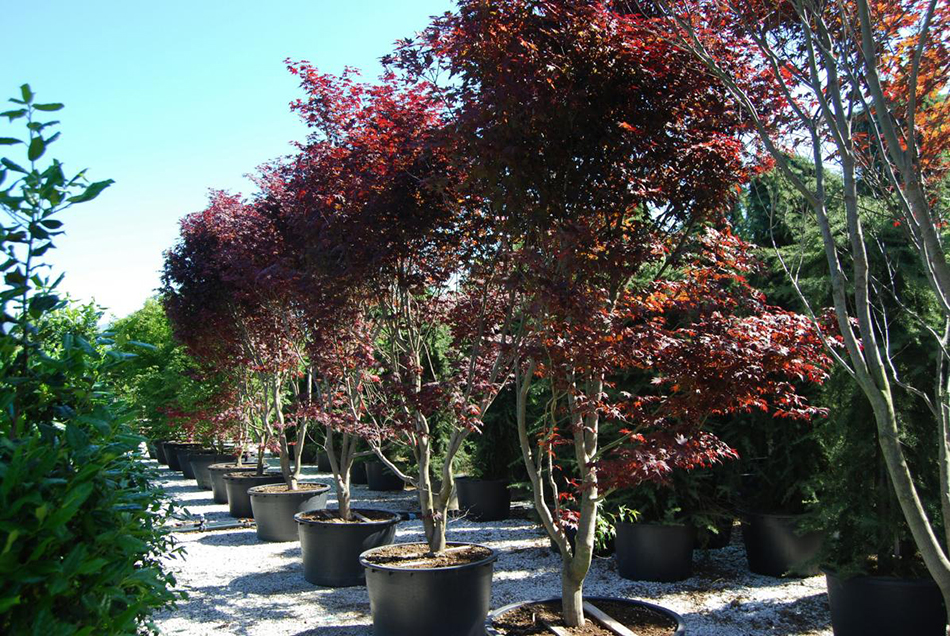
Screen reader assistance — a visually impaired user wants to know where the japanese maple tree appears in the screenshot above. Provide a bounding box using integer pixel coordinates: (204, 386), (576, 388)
(403, 0), (832, 626)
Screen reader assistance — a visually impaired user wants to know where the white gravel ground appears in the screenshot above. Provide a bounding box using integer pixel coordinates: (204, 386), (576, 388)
(151, 461), (832, 636)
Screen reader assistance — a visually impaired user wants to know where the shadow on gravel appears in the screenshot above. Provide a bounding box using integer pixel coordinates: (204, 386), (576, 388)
(196, 530), (259, 547)
(678, 592), (830, 635)
(291, 627), (371, 636)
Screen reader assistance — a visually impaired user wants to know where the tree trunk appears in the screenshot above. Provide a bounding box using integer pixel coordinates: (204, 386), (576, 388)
(561, 569), (585, 627)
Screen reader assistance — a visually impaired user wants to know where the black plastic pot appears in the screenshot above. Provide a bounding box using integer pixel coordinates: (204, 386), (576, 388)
(190, 454), (236, 490)
(145, 442), (158, 460)
(351, 462), (368, 485)
(317, 451), (332, 473)
(741, 512), (824, 577)
(486, 596), (687, 636)
(360, 542), (497, 636)
(207, 463), (259, 504)
(615, 522), (694, 582)
(223, 472), (284, 518)
(456, 477), (510, 521)
(179, 449), (214, 480)
(296, 508), (399, 586)
(695, 517), (734, 550)
(154, 440), (170, 465)
(824, 569), (947, 635)
(248, 483), (330, 542)
(365, 462), (405, 491)
(166, 443), (204, 472)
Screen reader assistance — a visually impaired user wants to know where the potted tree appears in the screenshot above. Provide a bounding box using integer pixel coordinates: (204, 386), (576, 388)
(407, 3), (832, 631)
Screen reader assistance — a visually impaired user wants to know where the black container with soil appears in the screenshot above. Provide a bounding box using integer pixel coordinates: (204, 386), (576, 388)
(189, 453), (237, 490)
(223, 471), (284, 518)
(164, 442), (203, 471)
(296, 508), (399, 586)
(741, 511), (824, 577)
(695, 517), (735, 550)
(615, 522), (694, 582)
(154, 440), (170, 465)
(179, 449), (215, 480)
(359, 542), (497, 636)
(365, 461), (405, 491)
(456, 477), (510, 521)
(486, 596), (686, 636)
(248, 483), (330, 542)
(207, 463), (258, 504)
(145, 441), (158, 460)
(824, 569), (947, 636)
(317, 451), (332, 473)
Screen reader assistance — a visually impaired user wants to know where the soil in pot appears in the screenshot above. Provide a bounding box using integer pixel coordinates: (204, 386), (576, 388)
(488, 597), (684, 636)
(190, 454), (237, 490)
(296, 508), (399, 587)
(207, 463), (258, 504)
(615, 522), (694, 582)
(824, 569), (947, 636)
(248, 482), (330, 542)
(456, 477), (510, 521)
(741, 512), (823, 577)
(223, 472), (284, 518)
(365, 461), (405, 491)
(360, 542), (497, 636)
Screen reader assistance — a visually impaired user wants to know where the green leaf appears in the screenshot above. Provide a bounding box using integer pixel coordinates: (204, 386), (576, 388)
(1, 109), (26, 121)
(0, 138), (22, 145)
(40, 219), (63, 229)
(28, 137), (45, 161)
(33, 103), (63, 112)
(1, 158), (26, 173)
(67, 178), (114, 203)
(20, 84), (33, 103)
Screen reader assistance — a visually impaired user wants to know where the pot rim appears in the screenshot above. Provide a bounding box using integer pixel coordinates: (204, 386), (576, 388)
(208, 463), (260, 472)
(294, 507), (401, 527)
(455, 476), (510, 485)
(485, 595), (686, 636)
(821, 567), (940, 586)
(222, 471), (281, 481)
(359, 540), (498, 573)
(247, 482), (330, 496)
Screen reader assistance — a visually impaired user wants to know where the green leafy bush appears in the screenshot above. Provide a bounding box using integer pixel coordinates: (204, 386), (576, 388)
(0, 85), (181, 634)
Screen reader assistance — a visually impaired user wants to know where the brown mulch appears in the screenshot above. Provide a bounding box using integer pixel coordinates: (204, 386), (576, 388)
(492, 600), (678, 636)
(297, 509), (397, 524)
(362, 543), (493, 568)
(250, 482), (327, 494)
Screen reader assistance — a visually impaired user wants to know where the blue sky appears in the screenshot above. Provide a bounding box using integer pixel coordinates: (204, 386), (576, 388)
(0, 0), (453, 321)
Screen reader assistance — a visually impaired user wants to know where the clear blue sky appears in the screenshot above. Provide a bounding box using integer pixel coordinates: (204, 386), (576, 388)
(1, 0), (454, 321)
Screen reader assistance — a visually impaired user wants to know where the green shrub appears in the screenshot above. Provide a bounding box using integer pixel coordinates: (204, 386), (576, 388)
(0, 85), (181, 634)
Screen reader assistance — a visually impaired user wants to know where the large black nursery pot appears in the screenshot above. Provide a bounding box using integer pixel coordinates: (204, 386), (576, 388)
(208, 463), (258, 504)
(154, 440), (170, 465)
(317, 451), (332, 473)
(456, 477), (510, 521)
(296, 508), (399, 586)
(223, 471), (284, 518)
(145, 441), (158, 460)
(248, 483), (330, 542)
(365, 461), (405, 492)
(164, 442), (202, 471)
(190, 453), (238, 490)
(824, 569), (947, 636)
(360, 542), (498, 636)
(179, 449), (215, 480)
(486, 596), (687, 636)
(615, 522), (694, 582)
(741, 512), (824, 577)
(695, 517), (735, 550)
(351, 462), (368, 485)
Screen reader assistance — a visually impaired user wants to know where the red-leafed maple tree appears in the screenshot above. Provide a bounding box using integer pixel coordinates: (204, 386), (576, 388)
(650, 0), (950, 620)
(283, 62), (525, 550)
(398, 0), (833, 626)
(162, 189), (312, 489)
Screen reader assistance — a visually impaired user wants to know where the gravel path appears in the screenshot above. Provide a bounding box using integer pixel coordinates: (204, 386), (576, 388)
(151, 461), (833, 635)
